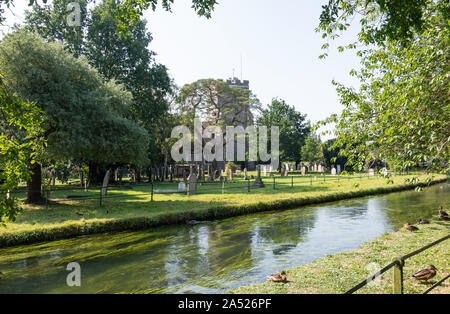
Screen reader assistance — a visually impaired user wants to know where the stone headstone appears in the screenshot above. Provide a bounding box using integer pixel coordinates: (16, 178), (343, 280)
(227, 168), (233, 182)
(301, 166), (306, 176)
(101, 170), (110, 196)
(187, 166), (197, 196)
(368, 169), (375, 177)
(253, 165), (265, 188)
(337, 165), (341, 175)
(178, 182), (186, 192)
(331, 167), (337, 176)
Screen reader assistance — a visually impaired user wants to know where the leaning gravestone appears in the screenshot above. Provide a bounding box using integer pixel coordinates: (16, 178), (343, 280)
(101, 170), (111, 196)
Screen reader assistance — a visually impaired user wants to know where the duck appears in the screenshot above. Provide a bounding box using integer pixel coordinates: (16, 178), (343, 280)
(417, 219), (430, 225)
(412, 265), (437, 284)
(438, 215), (450, 221)
(267, 271), (287, 283)
(438, 206), (449, 217)
(404, 223), (419, 232)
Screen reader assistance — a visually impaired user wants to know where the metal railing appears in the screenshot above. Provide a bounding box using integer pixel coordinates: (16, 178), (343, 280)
(345, 234), (450, 294)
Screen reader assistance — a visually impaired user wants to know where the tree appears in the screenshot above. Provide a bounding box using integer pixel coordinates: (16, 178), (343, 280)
(24, 0), (173, 179)
(322, 138), (348, 169)
(317, 0), (437, 58)
(23, 0), (91, 57)
(1, 0), (218, 33)
(257, 98), (310, 164)
(0, 85), (45, 223)
(301, 135), (324, 165)
(0, 31), (149, 202)
(319, 1), (449, 171)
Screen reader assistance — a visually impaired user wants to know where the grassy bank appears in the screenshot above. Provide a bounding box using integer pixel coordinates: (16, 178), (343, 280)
(0, 173), (447, 247)
(230, 220), (450, 294)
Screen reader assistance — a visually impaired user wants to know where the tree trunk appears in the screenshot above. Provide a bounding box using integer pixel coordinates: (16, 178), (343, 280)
(88, 162), (104, 186)
(26, 162), (44, 204)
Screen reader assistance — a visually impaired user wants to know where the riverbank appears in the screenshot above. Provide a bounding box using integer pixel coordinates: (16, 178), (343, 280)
(229, 220), (450, 294)
(0, 174), (447, 247)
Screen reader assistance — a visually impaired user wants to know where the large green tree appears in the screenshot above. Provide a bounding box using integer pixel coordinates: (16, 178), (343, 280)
(24, 0), (173, 178)
(301, 135), (324, 166)
(0, 31), (149, 202)
(319, 1), (449, 171)
(257, 98), (310, 164)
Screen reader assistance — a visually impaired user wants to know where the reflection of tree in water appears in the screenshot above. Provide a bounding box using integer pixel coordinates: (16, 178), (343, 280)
(205, 221), (254, 275)
(256, 210), (317, 254)
(383, 184), (450, 228)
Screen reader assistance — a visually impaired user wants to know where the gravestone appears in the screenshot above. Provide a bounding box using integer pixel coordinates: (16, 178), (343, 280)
(178, 182), (186, 192)
(331, 167), (337, 176)
(301, 166), (306, 176)
(253, 165), (265, 188)
(227, 168), (233, 182)
(368, 169), (375, 177)
(337, 165), (341, 175)
(263, 166), (267, 177)
(187, 166), (197, 196)
(207, 165), (214, 182)
(101, 170), (110, 196)
(244, 168), (248, 180)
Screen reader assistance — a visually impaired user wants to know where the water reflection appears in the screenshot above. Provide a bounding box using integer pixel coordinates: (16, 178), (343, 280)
(0, 183), (448, 294)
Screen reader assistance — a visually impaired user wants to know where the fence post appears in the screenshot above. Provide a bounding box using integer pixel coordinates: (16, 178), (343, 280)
(310, 175), (312, 185)
(151, 182), (154, 202)
(222, 180), (225, 195)
(99, 189), (103, 206)
(273, 176), (276, 190)
(392, 259), (404, 294)
(291, 176), (294, 188)
(247, 179), (250, 192)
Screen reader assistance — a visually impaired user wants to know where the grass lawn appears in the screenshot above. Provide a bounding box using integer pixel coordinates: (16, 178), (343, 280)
(0, 172), (447, 247)
(229, 220), (450, 294)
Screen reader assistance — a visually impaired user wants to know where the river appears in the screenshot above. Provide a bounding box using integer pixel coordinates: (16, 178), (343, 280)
(0, 183), (448, 294)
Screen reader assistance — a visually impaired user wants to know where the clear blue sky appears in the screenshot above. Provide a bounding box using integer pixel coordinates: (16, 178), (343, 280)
(2, 0), (362, 134)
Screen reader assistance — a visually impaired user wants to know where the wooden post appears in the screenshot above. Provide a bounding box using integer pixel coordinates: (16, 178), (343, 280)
(273, 176), (276, 190)
(291, 176), (294, 188)
(392, 259), (404, 294)
(222, 180), (225, 195)
(151, 182), (154, 202)
(247, 179), (250, 192)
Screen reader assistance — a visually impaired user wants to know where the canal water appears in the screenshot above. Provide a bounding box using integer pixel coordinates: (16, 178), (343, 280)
(0, 183), (448, 294)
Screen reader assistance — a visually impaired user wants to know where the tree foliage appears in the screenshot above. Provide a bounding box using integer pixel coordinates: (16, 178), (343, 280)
(319, 1), (449, 171)
(301, 135), (324, 165)
(0, 31), (149, 172)
(0, 86), (45, 224)
(257, 98), (310, 163)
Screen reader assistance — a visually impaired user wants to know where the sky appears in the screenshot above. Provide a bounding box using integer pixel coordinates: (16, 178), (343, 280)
(1, 0), (362, 136)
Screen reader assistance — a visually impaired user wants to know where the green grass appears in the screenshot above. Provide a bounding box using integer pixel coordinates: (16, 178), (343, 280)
(229, 220), (450, 294)
(0, 173), (447, 247)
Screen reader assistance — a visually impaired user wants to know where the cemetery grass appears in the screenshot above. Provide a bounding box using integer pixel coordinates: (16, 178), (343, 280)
(229, 220), (450, 294)
(0, 173), (447, 247)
